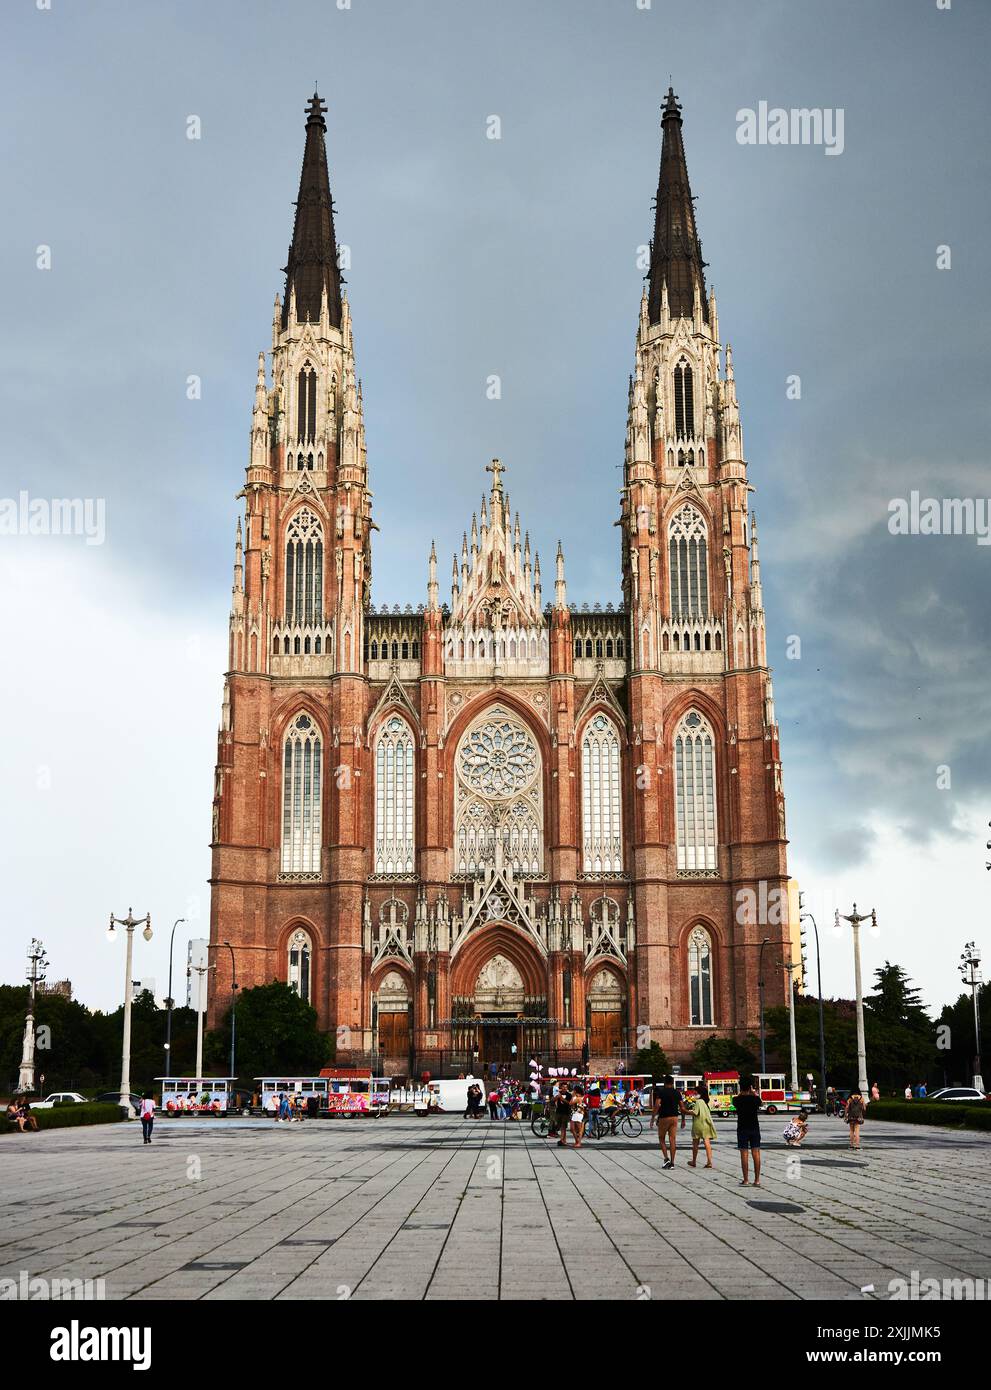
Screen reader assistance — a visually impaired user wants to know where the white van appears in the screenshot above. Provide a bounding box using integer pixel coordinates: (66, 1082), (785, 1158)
(419, 1077), (485, 1114)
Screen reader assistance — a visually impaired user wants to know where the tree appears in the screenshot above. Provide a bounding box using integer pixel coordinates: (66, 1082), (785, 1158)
(863, 962), (936, 1090)
(205, 982), (330, 1083)
(633, 1041), (670, 1081)
(688, 1033), (757, 1075)
(936, 987), (991, 1089)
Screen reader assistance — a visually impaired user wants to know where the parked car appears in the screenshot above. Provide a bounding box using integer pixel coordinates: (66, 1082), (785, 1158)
(926, 1087), (987, 1102)
(93, 1091), (144, 1110)
(31, 1091), (89, 1110)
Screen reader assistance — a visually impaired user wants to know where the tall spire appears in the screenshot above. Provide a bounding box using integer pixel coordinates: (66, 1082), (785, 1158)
(647, 87), (707, 324)
(281, 91), (343, 330)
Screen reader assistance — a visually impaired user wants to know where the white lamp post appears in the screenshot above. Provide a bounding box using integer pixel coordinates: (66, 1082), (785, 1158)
(959, 942), (984, 1092)
(834, 903), (878, 1096)
(108, 909), (152, 1118)
(17, 939), (49, 1094)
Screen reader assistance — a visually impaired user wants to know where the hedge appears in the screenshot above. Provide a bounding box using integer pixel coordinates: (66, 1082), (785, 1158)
(865, 1099), (991, 1131)
(4, 1102), (125, 1134)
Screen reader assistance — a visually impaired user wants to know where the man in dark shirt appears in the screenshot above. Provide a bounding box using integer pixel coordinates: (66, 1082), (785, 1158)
(651, 1074), (688, 1169)
(734, 1076), (762, 1186)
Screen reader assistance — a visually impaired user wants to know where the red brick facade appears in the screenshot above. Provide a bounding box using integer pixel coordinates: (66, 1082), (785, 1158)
(208, 91), (791, 1072)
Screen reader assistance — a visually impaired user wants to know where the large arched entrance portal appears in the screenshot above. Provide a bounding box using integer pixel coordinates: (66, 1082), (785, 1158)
(449, 924), (549, 1072)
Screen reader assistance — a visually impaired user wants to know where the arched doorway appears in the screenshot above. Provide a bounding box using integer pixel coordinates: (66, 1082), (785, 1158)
(586, 967), (625, 1057)
(375, 969), (411, 1061)
(473, 953), (525, 1067)
(450, 924), (549, 1073)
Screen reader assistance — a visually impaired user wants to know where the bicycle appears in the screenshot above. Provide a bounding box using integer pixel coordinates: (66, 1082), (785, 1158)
(587, 1106), (643, 1139)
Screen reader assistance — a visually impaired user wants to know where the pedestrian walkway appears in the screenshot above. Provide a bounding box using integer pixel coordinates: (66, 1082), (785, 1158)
(1, 1114), (987, 1300)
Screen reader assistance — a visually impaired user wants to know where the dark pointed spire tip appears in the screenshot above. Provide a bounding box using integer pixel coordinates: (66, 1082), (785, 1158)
(662, 86), (682, 121)
(306, 91), (328, 130)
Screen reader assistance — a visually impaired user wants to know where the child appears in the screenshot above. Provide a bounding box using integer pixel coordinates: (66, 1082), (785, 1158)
(783, 1108), (809, 1147)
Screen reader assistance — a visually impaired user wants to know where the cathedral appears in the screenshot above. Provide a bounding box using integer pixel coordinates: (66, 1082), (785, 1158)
(208, 88), (792, 1074)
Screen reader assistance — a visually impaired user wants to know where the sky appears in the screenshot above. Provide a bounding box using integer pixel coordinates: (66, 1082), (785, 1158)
(1, 0), (989, 1019)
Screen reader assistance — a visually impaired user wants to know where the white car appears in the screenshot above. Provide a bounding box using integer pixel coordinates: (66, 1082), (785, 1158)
(926, 1087), (986, 1102)
(31, 1091), (89, 1110)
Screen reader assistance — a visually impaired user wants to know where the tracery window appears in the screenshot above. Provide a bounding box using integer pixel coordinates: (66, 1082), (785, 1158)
(674, 360), (695, 439)
(287, 927), (313, 1002)
(669, 504), (708, 619)
(455, 708), (542, 876)
(674, 710), (717, 873)
(581, 714), (623, 873)
(284, 508), (324, 625)
(688, 925), (714, 1025)
(296, 362), (316, 444)
(281, 714), (322, 874)
(374, 716), (415, 875)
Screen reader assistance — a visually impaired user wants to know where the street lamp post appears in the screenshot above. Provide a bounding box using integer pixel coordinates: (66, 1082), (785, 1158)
(108, 909), (152, 1118)
(164, 918), (186, 1079)
(17, 939), (49, 1094)
(188, 959), (216, 1080)
(834, 903), (877, 1096)
(779, 958), (802, 1095)
(959, 942), (983, 1092)
(757, 937), (771, 1074)
(221, 941), (237, 1079)
(800, 903), (828, 1111)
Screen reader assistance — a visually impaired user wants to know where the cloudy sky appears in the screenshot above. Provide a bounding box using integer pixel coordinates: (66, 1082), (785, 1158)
(1, 0), (989, 1020)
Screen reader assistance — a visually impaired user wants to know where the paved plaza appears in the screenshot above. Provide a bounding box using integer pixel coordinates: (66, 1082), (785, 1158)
(1, 1113), (989, 1301)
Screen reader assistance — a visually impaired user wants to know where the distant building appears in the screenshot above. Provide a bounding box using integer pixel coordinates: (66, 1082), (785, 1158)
(40, 979), (72, 1000)
(131, 977), (157, 1005)
(187, 940), (210, 1012)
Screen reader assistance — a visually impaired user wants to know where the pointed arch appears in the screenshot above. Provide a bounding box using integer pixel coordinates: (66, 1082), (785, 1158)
(281, 713), (322, 874)
(668, 503), (708, 619)
(284, 507), (324, 625)
(687, 924), (715, 1026)
(673, 709), (717, 873)
(580, 713), (623, 873)
(373, 715), (416, 875)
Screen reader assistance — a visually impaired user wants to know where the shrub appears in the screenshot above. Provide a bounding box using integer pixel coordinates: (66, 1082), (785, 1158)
(5, 1102), (125, 1134)
(866, 1099), (991, 1131)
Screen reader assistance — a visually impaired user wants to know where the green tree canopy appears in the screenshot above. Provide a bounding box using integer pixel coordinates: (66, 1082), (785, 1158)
(205, 982), (331, 1084)
(688, 1033), (757, 1075)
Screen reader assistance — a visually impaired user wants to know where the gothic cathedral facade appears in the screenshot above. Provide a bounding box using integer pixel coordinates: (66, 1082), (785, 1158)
(208, 89), (792, 1073)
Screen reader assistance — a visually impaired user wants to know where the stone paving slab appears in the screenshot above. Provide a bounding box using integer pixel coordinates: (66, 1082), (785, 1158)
(1, 1112), (989, 1301)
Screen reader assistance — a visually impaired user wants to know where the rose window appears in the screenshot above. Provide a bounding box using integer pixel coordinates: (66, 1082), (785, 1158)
(459, 718), (537, 798)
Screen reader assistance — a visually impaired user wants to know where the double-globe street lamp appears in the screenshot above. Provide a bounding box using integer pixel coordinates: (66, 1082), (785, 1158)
(799, 902), (828, 1111)
(214, 939), (238, 1080)
(163, 917), (186, 1079)
(107, 909), (152, 1118)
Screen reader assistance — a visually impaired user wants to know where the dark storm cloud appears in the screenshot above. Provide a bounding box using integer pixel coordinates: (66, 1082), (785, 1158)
(1, 0), (989, 1005)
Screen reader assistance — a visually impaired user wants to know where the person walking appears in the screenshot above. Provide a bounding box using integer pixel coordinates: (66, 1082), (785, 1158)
(488, 1086), (500, 1120)
(687, 1085), (717, 1168)
(554, 1084), (573, 1147)
(139, 1092), (155, 1144)
(734, 1076), (762, 1187)
(651, 1074), (688, 1170)
(846, 1088), (866, 1150)
(870, 1081), (880, 1102)
(569, 1088), (586, 1149)
(904, 1084), (912, 1100)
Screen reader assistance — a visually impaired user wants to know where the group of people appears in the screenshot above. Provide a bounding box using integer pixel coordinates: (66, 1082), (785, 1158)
(5, 1097), (39, 1132)
(651, 1074), (872, 1184)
